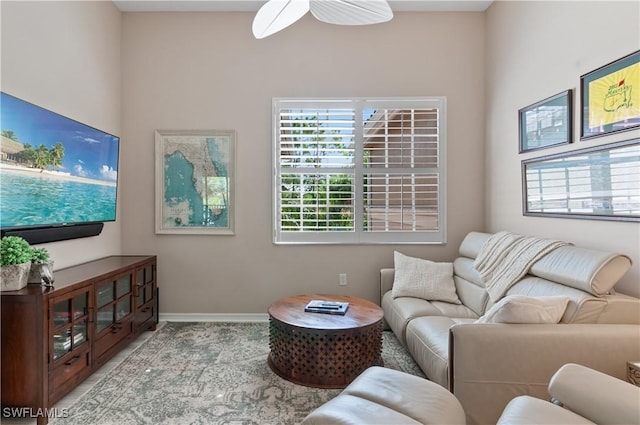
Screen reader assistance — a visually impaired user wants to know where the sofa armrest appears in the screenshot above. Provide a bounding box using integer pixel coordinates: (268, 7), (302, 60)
(448, 323), (640, 425)
(380, 268), (395, 302)
(380, 268), (395, 331)
(549, 363), (640, 425)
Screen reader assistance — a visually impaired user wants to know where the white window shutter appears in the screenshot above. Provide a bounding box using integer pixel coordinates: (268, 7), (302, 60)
(274, 98), (446, 244)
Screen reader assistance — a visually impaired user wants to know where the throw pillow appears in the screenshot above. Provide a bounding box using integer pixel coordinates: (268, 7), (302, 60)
(475, 295), (570, 324)
(391, 251), (461, 304)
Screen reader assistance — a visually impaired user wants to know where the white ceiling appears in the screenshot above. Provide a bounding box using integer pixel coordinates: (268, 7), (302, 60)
(112, 0), (493, 13)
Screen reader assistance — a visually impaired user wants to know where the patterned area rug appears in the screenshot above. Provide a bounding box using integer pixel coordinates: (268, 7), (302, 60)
(51, 322), (424, 425)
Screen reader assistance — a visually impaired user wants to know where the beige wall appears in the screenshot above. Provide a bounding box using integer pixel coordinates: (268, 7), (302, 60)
(485, 1), (640, 297)
(120, 12), (486, 313)
(5, 1), (634, 312)
(0, 1), (122, 269)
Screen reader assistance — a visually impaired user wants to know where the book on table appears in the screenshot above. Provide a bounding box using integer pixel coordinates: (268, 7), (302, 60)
(304, 299), (349, 315)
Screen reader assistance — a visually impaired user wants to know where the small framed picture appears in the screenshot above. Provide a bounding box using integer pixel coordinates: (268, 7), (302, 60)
(580, 50), (640, 140)
(519, 90), (572, 153)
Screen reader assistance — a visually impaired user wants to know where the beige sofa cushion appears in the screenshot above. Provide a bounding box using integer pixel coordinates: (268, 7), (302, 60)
(302, 367), (466, 425)
(548, 363), (640, 425)
(382, 291), (478, 346)
(530, 246), (632, 296)
(498, 363), (640, 425)
(391, 251), (462, 304)
(301, 394), (423, 425)
(503, 276), (640, 324)
(405, 316), (455, 388)
(453, 257), (489, 315)
(497, 396), (595, 425)
(476, 295), (570, 324)
(458, 231), (633, 298)
(458, 231), (490, 259)
(392, 251), (461, 304)
(404, 316), (474, 388)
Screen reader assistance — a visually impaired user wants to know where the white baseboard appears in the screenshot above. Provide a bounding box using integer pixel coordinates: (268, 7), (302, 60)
(159, 313), (269, 322)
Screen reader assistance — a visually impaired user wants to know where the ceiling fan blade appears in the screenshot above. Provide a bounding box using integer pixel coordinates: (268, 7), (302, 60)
(310, 0), (393, 26)
(252, 0), (310, 39)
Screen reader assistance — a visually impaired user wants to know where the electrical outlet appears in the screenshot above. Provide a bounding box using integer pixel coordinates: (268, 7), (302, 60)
(339, 273), (347, 286)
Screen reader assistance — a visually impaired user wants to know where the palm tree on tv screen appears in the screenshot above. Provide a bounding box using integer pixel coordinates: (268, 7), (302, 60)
(51, 142), (64, 170)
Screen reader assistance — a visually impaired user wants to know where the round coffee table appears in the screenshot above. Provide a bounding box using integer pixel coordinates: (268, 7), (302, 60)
(267, 294), (384, 388)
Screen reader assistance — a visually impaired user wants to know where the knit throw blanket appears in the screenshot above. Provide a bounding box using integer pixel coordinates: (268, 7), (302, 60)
(474, 231), (570, 302)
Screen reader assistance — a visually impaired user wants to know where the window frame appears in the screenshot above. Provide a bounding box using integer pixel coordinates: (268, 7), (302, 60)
(273, 97), (447, 245)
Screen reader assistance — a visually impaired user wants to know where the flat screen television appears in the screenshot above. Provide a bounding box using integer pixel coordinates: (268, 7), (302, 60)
(0, 92), (120, 244)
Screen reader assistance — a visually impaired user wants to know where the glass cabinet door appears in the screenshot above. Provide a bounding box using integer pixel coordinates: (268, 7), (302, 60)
(116, 298), (131, 321)
(116, 276), (131, 298)
(51, 289), (90, 362)
(96, 273), (133, 334)
(133, 261), (157, 331)
(115, 275), (132, 321)
(136, 269), (145, 307)
(135, 263), (156, 307)
(53, 300), (71, 329)
(97, 284), (114, 309)
(96, 280), (115, 332)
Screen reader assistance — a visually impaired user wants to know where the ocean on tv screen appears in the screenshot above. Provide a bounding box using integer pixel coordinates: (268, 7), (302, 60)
(0, 165), (117, 228)
(0, 92), (119, 229)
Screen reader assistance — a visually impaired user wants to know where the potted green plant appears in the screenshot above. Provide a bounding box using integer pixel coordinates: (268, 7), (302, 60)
(0, 236), (32, 291)
(28, 246), (54, 285)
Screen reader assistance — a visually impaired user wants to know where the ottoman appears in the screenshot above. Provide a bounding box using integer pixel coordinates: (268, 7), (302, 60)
(301, 366), (466, 425)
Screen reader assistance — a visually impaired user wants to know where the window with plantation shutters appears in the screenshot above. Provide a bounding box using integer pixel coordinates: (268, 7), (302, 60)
(273, 98), (447, 244)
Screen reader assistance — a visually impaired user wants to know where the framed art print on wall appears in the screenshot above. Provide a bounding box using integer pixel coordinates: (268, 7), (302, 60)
(155, 129), (236, 235)
(522, 138), (640, 222)
(581, 50), (640, 140)
(519, 89), (572, 153)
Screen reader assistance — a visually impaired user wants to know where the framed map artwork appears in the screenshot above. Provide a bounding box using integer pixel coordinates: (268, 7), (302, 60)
(155, 130), (235, 234)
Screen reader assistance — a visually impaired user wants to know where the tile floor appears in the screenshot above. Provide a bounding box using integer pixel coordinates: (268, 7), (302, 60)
(1, 327), (158, 425)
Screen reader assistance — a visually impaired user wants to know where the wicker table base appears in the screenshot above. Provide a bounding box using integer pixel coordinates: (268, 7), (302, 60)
(267, 294), (383, 389)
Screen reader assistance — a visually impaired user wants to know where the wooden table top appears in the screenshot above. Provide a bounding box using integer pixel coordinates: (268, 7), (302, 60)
(268, 294), (383, 330)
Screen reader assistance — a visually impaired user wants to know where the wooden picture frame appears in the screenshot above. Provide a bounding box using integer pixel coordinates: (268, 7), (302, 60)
(155, 130), (236, 235)
(519, 90), (572, 153)
(580, 50), (640, 140)
(522, 138), (640, 222)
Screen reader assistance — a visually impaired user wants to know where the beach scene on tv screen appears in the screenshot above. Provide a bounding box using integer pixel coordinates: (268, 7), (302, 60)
(0, 93), (119, 228)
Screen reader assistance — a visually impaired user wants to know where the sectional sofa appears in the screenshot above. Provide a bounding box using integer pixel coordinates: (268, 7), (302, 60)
(380, 231), (640, 424)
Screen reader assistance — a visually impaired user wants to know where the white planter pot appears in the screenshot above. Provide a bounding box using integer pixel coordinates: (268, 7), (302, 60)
(28, 261), (54, 284)
(1, 262), (31, 291)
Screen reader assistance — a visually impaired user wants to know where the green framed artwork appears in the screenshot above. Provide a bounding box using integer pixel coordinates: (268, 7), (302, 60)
(581, 50), (640, 140)
(519, 90), (572, 153)
(155, 129), (236, 235)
